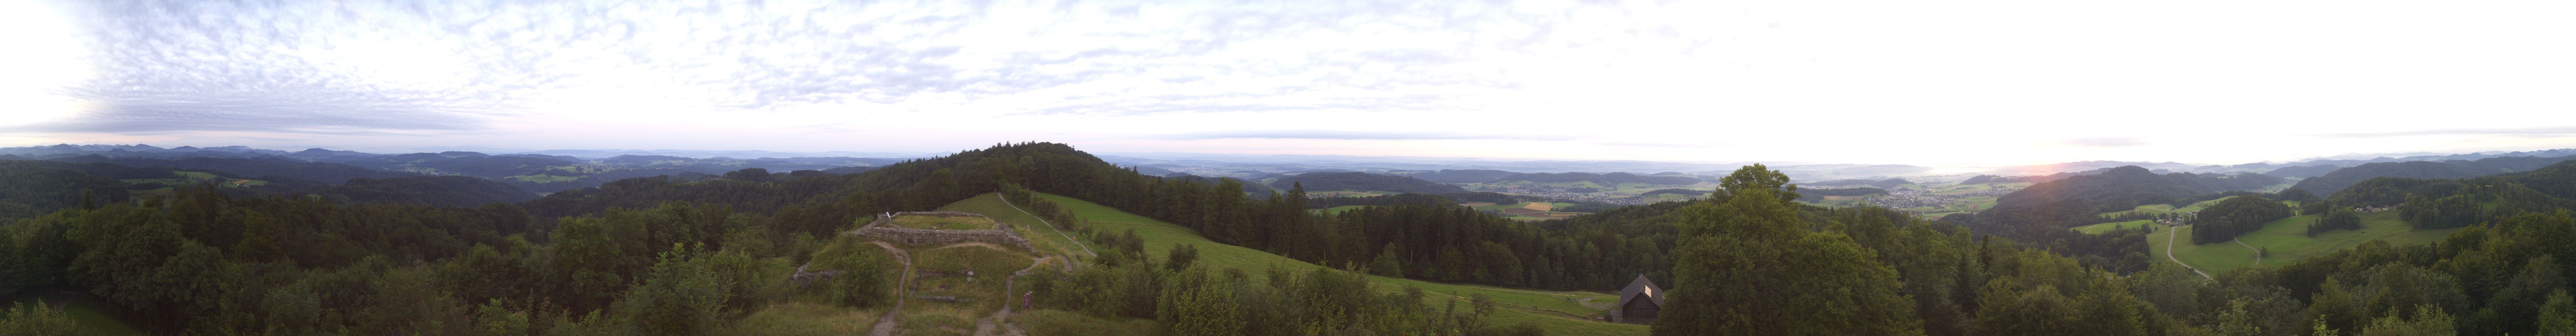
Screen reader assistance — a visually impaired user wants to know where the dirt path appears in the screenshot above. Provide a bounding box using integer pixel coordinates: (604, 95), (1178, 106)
(2234, 239), (2261, 266)
(867, 241), (914, 336)
(997, 195), (1097, 258)
(972, 256), (1052, 336)
(2165, 225), (2213, 280)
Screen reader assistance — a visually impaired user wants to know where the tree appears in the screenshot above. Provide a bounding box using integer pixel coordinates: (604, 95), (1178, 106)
(1652, 164), (1920, 336)
(1367, 243), (1404, 277)
(2540, 290), (2576, 336)
(1166, 243), (1200, 272)
(2357, 304), (2455, 336)
(0, 300), (78, 336)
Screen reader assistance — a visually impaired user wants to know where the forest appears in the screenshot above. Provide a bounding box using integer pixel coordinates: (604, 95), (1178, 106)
(7, 142), (2576, 336)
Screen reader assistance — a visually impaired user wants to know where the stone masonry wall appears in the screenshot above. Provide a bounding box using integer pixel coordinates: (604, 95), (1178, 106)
(850, 212), (1035, 251)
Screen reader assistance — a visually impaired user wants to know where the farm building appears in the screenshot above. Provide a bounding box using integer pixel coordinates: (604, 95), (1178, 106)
(1612, 275), (1663, 324)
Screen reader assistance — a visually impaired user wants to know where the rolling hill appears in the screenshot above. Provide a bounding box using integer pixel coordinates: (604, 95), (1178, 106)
(1268, 172), (1468, 194)
(2289, 156), (2576, 195)
(1488, 172), (1700, 185)
(1396, 169), (1522, 183)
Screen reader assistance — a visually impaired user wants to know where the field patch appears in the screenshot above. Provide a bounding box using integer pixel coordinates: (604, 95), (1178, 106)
(1028, 192), (1647, 335)
(888, 214), (996, 230)
(2150, 211), (2457, 274)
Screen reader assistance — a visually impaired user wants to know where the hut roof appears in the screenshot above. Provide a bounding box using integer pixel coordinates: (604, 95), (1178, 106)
(1616, 274), (1663, 308)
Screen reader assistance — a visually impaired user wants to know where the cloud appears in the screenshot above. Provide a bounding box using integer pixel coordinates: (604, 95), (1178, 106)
(34, 0), (1716, 136)
(2066, 137), (2147, 148)
(2317, 126), (2576, 138)
(1158, 130), (1575, 141)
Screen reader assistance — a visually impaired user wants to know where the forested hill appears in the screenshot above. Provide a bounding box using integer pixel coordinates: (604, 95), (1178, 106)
(1488, 172), (1701, 185)
(2261, 164), (2342, 178)
(2290, 155), (2576, 195)
(1957, 166), (2284, 238)
(0, 160), (131, 219)
(2322, 158), (2576, 229)
(1265, 172), (1468, 193)
(1396, 169), (1521, 183)
(48, 156), (417, 184)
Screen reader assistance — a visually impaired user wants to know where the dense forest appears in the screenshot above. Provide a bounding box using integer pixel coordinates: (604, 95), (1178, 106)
(2189, 195), (2295, 245)
(13, 142), (2576, 336)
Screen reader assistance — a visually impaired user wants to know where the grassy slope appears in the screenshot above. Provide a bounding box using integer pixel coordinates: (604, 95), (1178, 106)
(935, 194), (1093, 263)
(1022, 192), (1648, 335)
(2072, 220), (2156, 234)
(2150, 211), (2457, 274)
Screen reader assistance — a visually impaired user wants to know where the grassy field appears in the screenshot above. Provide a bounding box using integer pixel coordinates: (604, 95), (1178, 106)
(1308, 190), (1399, 197)
(935, 194), (1094, 262)
(2096, 197), (2236, 218)
(888, 215), (996, 230)
(2150, 211), (2458, 274)
(723, 302), (885, 335)
(2072, 220), (2157, 234)
(1, 289), (147, 335)
(1313, 205), (1369, 215)
(905, 245), (1031, 336)
(1027, 192), (1649, 335)
(1008, 309), (1154, 335)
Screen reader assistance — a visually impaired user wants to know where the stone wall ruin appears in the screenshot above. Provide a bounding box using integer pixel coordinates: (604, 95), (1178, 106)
(848, 212), (1035, 251)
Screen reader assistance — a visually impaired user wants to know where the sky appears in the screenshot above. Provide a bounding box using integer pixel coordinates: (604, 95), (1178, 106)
(2, 0), (2573, 166)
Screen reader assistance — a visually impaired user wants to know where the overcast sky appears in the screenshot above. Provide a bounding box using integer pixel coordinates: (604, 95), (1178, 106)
(3, 0), (2573, 166)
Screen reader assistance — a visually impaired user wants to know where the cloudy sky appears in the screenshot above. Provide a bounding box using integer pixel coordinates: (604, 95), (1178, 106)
(3, 0), (2573, 166)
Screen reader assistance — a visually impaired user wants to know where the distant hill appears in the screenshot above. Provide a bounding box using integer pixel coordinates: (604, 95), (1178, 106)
(1795, 187), (1886, 202)
(1965, 166), (2287, 237)
(1399, 169), (1522, 183)
(339, 153), (583, 178)
(47, 156), (416, 184)
(1808, 178), (1909, 189)
(1269, 172), (1467, 194)
(2289, 156), (2576, 195)
(1489, 172), (1700, 185)
(2262, 164), (2342, 178)
(2322, 159), (2576, 229)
